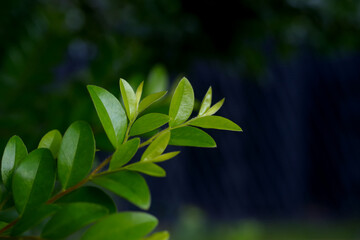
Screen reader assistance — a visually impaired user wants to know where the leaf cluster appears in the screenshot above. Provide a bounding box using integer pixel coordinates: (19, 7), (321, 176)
(0, 77), (241, 239)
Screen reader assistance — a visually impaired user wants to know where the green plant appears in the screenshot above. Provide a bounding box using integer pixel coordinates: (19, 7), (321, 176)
(0, 77), (242, 239)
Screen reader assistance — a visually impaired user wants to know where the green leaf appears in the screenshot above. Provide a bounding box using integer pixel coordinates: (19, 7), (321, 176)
(58, 121), (95, 189)
(55, 186), (117, 213)
(141, 132), (170, 162)
(130, 113), (169, 136)
(81, 212), (158, 240)
(92, 171), (150, 210)
(120, 78), (137, 120)
(190, 116), (242, 131)
(12, 148), (56, 214)
(1, 136), (28, 190)
(138, 91), (167, 113)
(11, 204), (60, 236)
(169, 126), (216, 148)
(204, 98), (225, 116)
(136, 81), (144, 105)
(38, 129), (62, 158)
(109, 138), (140, 170)
(199, 87), (212, 116)
(88, 85), (127, 148)
(42, 203), (109, 239)
(169, 77), (194, 127)
(143, 231), (170, 240)
(144, 64), (169, 96)
(151, 151), (180, 163)
(127, 163), (166, 177)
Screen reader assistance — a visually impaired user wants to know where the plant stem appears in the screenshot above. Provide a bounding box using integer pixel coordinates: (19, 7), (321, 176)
(0, 219), (18, 235)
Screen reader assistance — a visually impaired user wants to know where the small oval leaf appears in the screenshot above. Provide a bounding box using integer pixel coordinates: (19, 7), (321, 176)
(120, 78), (137, 120)
(138, 91), (167, 113)
(127, 163), (166, 177)
(199, 87), (212, 116)
(92, 171), (150, 210)
(81, 212), (158, 240)
(130, 113), (169, 136)
(42, 203), (109, 239)
(190, 116), (242, 131)
(38, 130), (62, 158)
(151, 151), (180, 163)
(88, 85), (127, 148)
(1, 136), (28, 189)
(58, 121), (95, 189)
(136, 81), (144, 106)
(169, 126), (216, 148)
(12, 148), (56, 214)
(204, 98), (225, 116)
(109, 138), (140, 170)
(169, 77), (194, 127)
(141, 132), (170, 162)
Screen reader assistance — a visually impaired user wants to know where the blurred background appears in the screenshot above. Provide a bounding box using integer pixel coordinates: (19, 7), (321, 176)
(1, 0), (360, 239)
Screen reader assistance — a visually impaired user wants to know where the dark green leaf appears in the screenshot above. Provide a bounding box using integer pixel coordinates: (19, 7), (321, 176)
(38, 130), (62, 158)
(92, 171), (150, 210)
(55, 186), (117, 213)
(204, 98), (225, 116)
(1, 136), (28, 189)
(130, 113), (169, 136)
(151, 151), (180, 163)
(169, 77), (194, 127)
(126, 163), (166, 177)
(144, 64), (168, 96)
(169, 126), (216, 148)
(109, 138), (140, 170)
(141, 132), (170, 162)
(199, 87), (212, 116)
(42, 203), (108, 239)
(12, 148), (56, 214)
(190, 116), (242, 131)
(11, 204), (60, 236)
(58, 121), (95, 189)
(81, 212), (158, 240)
(138, 91), (167, 113)
(143, 231), (170, 240)
(88, 85), (127, 148)
(120, 78), (137, 120)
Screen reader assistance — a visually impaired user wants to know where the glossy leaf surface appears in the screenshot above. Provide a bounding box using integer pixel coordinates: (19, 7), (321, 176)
(130, 113), (169, 136)
(198, 87), (212, 116)
(109, 138), (140, 170)
(138, 91), (167, 113)
(169, 77), (194, 127)
(88, 85), (127, 148)
(42, 203), (108, 239)
(169, 126), (216, 148)
(58, 121), (95, 189)
(143, 231), (170, 240)
(38, 129), (62, 158)
(141, 132), (170, 162)
(1, 136), (28, 189)
(56, 186), (116, 213)
(82, 212), (158, 240)
(92, 171), (150, 210)
(12, 148), (55, 214)
(127, 163), (166, 177)
(120, 78), (137, 120)
(190, 116), (242, 131)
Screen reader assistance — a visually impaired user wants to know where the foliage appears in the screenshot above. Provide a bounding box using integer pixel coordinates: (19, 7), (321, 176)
(0, 78), (241, 239)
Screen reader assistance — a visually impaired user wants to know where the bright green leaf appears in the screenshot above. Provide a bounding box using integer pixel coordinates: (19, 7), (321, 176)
(138, 91), (167, 113)
(136, 81), (144, 105)
(143, 231), (170, 240)
(190, 116), (242, 131)
(12, 148), (56, 214)
(204, 98), (225, 116)
(144, 64), (169, 96)
(42, 203), (108, 239)
(92, 171), (150, 210)
(169, 77), (194, 127)
(130, 113), (169, 136)
(1, 136), (28, 189)
(11, 204), (60, 236)
(58, 121), (95, 189)
(55, 186), (117, 213)
(199, 87), (212, 116)
(82, 212), (158, 240)
(87, 85), (127, 148)
(120, 78), (137, 120)
(109, 138), (140, 170)
(38, 130), (62, 158)
(169, 126), (216, 148)
(127, 163), (166, 177)
(141, 132), (170, 162)
(151, 151), (180, 163)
